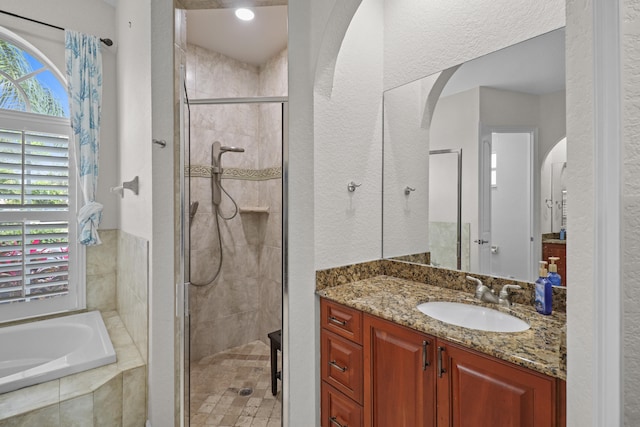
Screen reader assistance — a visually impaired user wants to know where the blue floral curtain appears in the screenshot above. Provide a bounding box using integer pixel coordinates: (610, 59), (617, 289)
(65, 30), (103, 245)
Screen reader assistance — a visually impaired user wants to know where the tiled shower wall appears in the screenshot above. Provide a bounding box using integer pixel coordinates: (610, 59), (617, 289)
(187, 44), (286, 360)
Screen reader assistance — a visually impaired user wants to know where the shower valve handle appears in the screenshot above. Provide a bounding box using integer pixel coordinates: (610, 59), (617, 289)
(347, 181), (362, 192)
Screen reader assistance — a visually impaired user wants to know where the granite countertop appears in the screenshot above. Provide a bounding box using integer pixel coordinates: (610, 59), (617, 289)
(317, 275), (566, 380)
(543, 238), (567, 244)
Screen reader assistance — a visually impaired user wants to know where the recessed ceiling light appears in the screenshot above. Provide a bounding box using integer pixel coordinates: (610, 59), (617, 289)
(235, 8), (255, 21)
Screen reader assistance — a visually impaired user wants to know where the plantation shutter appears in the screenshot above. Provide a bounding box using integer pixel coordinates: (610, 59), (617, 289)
(0, 127), (70, 302)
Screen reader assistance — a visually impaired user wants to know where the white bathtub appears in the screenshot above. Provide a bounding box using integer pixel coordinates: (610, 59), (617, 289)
(0, 310), (116, 394)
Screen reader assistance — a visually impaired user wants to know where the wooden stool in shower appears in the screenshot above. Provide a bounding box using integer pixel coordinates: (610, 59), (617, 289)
(267, 329), (281, 396)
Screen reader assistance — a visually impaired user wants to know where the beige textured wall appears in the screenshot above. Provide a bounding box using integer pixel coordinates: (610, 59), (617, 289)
(565, 0), (596, 423)
(187, 44), (285, 360)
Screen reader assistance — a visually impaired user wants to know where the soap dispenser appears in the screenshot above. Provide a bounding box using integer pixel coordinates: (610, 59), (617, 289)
(547, 257), (562, 287)
(535, 261), (552, 315)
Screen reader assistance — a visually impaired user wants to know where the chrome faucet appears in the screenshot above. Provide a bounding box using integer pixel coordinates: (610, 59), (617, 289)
(498, 284), (522, 307)
(466, 276), (498, 304)
(466, 276), (522, 307)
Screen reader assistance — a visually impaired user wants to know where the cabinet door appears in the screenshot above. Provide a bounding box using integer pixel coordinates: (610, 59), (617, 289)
(436, 341), (556, 427)
(364, 314), (436, 427)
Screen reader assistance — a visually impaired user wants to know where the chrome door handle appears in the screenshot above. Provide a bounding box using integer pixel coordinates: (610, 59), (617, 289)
(437, 346), (447, 378)
(330, 416), (347, 427)
(328, 316), (347, 326)
(329, 360), (347, 372)
(422, 340), (430, 370)
(474, 239), (489, 245)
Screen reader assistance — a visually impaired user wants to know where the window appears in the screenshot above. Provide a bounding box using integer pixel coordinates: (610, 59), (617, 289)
(0, 31), (83, 322)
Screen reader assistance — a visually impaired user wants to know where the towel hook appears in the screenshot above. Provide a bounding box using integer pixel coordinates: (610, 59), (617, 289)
(347, 181), (362, 192)
(110, 176), (139, 197)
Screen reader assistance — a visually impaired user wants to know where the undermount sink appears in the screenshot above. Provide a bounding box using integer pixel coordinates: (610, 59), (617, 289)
(416, 301), (530, 333)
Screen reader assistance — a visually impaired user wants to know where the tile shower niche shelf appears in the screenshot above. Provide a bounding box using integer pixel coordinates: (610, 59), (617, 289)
(239, 206), (270, 214)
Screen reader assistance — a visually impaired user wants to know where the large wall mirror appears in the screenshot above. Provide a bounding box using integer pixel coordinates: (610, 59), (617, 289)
(382, 28), (567, 286)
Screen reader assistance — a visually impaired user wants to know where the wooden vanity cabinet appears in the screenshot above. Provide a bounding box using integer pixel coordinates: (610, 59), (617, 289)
(542, 242), (567, 284)
(320, 298), (565, 427)
(364, 314), (436, 427)
(436, 341), (557, 427)
(320, 299), (364, 427)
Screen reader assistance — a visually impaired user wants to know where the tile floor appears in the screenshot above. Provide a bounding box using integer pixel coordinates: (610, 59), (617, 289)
(189, 340), (282, 427)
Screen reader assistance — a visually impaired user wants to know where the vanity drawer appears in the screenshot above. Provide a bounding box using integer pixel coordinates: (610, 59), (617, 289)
(321, 329), (364, 404)
(321, 299), (363, 344)
(321, 382), (363, 427)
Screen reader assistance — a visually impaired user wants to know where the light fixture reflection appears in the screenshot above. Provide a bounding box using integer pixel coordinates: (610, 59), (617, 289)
(235, 8), (255, 21)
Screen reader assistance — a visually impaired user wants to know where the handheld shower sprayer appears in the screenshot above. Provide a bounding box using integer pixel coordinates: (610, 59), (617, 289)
(221, 145), (245, 153)
(214, 145), (245, 170)
(211, 141), (245, 207)
(189, 201), (199, 223)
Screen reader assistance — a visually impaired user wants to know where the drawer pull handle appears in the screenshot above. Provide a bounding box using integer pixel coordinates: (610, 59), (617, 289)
(329, 316), (347, 326)
(422, 340), (430, 370)
(329, 360), (347, 372)
(437, 346), (446, 378)
(330, 416), (347, 427)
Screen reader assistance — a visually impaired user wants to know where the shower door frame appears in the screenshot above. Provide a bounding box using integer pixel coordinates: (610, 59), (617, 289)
(428, 148), (463, 270)
(179, 95), (289, 427)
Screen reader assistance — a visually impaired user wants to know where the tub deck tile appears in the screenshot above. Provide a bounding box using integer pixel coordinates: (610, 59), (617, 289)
(0, 380), (59, 421)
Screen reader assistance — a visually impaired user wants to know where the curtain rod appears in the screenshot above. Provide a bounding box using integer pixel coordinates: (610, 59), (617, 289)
(0, 10), (113, 46)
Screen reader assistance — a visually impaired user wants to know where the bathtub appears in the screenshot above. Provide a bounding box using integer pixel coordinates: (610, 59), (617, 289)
(0, 310), (116, 394)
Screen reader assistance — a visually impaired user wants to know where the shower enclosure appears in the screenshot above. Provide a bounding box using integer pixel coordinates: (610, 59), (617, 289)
(178, 42), (287, 426)
(184, 95), (286, 427)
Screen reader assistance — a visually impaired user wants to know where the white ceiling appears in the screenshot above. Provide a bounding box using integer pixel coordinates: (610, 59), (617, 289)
(441, 28), (565, 97)
(186, 6), (288, 67)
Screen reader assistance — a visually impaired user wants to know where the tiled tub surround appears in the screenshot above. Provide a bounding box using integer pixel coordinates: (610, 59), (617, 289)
(86, 229), (149, 363)
(316, 259), (567, 379)
(0, 311), (146, 426)
(116, 231), (149, 363)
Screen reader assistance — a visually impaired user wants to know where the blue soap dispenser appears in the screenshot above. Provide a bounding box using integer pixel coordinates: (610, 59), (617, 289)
(547, 256), (562, 287)
(535, 261), (552, 315)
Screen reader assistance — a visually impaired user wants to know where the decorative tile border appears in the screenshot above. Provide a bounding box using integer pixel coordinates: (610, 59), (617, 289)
(223, 167), (282, 181)
(187, 165), (213, 178)
(186, 166), (282, 181)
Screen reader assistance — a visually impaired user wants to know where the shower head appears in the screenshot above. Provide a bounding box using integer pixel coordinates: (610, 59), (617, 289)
(220, 146), (245, 153)
(212, 141), (245, 172)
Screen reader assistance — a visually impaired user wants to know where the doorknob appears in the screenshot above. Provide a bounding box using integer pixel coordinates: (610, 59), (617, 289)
(474, 239), (489, 245)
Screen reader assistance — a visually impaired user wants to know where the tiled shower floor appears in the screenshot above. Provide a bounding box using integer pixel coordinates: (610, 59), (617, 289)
(190, 341), (282, 427)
